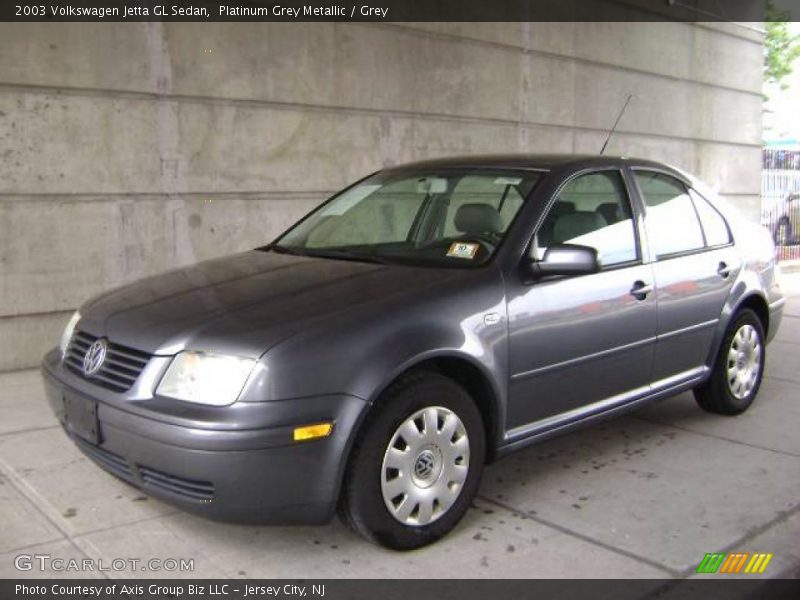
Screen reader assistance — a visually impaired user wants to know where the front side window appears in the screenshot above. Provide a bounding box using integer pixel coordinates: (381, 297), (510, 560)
(635, 171), (704, 258)
(273, 169), (542, 268)
(533, 170), (638, 267)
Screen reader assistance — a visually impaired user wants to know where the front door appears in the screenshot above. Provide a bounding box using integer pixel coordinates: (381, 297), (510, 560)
(505, 169), (657, 431)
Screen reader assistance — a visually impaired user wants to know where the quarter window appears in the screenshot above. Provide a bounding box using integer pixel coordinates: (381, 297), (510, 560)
(635, 172), (704, 258)
(534, 171), (638, 267)
(689, 189), (732, 247)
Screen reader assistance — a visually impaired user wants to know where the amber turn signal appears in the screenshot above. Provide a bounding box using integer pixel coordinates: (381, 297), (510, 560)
(293, 422), (333, 442)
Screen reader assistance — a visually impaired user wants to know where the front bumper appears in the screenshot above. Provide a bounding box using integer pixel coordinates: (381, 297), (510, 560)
(41, 349), (369, 524)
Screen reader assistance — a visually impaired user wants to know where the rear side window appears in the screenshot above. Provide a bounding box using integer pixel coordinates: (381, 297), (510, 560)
(690, 189), (732, 247)
(635, 171), (704, 258)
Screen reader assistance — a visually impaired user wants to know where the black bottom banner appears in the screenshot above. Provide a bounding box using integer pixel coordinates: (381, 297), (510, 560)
(2, 579), (800, 600)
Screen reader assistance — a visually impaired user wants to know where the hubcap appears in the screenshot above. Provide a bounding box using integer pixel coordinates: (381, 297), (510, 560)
(726, 324), (762, 400)
(413, 449), (439, 484)
(381, 406), (470, 527)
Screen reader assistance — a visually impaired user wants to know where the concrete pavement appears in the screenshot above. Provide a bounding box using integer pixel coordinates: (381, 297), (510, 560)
(0, 276), (798, 580)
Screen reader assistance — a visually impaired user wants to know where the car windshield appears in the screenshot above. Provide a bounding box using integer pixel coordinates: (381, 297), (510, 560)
(271, 169), (543, 267)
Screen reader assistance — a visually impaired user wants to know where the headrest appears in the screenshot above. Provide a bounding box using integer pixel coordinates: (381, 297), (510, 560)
(549, 200), (576, 217)
(454, 203), (504, 234)
(595, 202), (621, 224)
(553, 211), (607, 243)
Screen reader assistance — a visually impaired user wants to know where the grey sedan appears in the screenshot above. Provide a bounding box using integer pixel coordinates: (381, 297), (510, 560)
(41, 155), (785, 549)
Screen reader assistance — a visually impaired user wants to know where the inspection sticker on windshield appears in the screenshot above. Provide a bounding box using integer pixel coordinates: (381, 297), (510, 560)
(447, 242), (479, 259)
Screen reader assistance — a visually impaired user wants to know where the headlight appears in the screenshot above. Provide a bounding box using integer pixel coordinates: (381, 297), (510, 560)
(156, 351), (256, 406)
(59, 311), (81, 358)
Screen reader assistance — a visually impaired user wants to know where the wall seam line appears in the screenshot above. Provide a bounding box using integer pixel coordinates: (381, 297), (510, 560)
(0, 82), (763, 149)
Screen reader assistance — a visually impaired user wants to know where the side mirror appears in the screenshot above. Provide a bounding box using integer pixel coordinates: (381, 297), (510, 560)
(528, 243), (599, 278)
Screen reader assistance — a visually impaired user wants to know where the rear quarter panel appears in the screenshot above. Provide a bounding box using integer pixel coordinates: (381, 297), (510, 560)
(698, 188), (784, 361)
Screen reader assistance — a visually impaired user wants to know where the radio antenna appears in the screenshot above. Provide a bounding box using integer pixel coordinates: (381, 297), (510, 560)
(600, 94), (633, 155)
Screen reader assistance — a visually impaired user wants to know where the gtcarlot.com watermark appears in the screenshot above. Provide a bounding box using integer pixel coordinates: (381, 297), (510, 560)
(14, 553), (194, 573)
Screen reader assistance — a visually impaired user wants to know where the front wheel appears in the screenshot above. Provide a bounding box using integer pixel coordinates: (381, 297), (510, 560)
(338, 372), (485, 550)
(694, 309), (765, 415)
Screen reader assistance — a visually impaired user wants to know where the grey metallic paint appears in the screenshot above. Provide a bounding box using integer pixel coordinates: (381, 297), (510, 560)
(41, 155), (785, 524)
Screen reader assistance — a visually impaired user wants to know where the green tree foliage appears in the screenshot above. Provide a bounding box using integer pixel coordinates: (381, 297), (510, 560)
(765, 0), (800, 90)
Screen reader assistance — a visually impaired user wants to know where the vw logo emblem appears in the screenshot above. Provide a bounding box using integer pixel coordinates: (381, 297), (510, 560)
(82, 339), (108, 377)
(414, 450), (436, 480)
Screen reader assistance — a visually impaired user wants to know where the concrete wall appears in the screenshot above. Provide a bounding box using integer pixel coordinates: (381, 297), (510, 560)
(0, 22), (764, 371)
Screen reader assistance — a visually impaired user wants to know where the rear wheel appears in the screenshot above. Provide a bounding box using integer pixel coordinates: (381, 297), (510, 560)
(338, 372), (485, 550)
(694, 309), (765, 415)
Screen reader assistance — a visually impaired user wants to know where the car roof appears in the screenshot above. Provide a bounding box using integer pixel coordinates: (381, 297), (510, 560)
(382, 154), (687, 177)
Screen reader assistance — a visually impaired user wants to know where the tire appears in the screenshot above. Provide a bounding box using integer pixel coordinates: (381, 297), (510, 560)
(775, 218), (792, 247)
(338, 371), (485, 550)
(694, 309), (765, 415)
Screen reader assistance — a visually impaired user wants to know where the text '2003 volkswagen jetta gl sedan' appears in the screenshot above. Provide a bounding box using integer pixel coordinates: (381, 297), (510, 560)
(42, 155), (785, 549)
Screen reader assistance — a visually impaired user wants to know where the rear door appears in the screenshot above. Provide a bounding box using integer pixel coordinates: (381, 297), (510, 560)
(632, 170), (738, 381)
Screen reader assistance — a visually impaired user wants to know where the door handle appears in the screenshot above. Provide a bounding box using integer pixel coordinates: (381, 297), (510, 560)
(630, 280), (653, 300)
(717, 262), (732, 279)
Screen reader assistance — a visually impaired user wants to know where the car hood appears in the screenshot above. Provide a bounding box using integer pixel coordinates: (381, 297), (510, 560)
(79, 250), (460, 358)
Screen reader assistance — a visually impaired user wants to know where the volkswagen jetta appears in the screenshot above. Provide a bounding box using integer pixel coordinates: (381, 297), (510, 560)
(42, 155), (785, 549)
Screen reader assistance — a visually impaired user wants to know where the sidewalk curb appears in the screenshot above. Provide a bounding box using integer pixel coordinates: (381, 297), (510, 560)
(779, 259), (800, 274)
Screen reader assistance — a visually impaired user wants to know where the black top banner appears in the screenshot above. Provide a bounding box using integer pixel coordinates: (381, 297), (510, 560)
(2, 0), (775, 23)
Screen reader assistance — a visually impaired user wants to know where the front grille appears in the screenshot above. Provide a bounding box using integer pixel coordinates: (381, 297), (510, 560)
(73, 436), (215, 503)
(140, 466), (215, 502)
(74, 436), (134, 482)
(64, 330), (151, 393)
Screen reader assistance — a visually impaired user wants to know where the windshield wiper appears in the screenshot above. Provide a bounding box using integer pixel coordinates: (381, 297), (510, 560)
(267, 244), (309, 257)
(266, 244), (392, 265)
(308, 249), (392, 265)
